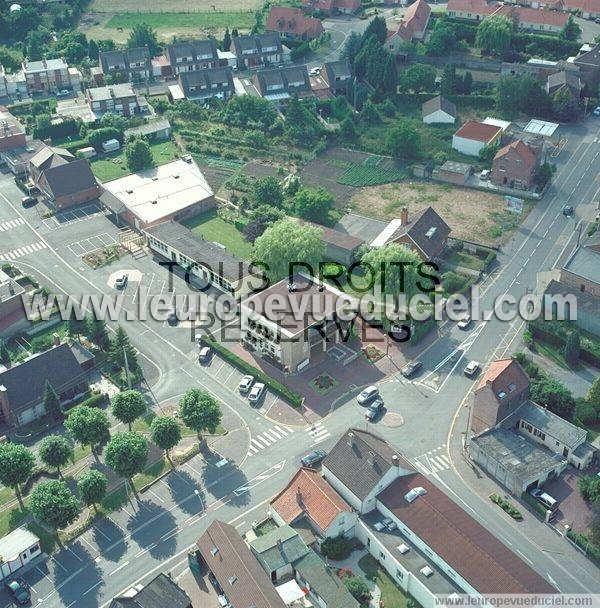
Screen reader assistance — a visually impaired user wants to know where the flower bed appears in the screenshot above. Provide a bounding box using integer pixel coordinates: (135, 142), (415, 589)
(490, 493), (523, 521)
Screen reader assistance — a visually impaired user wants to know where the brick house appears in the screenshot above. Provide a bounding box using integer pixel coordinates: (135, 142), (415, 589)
(252, 65), (312, 101)
(0, 268), (26, 339)
(386, 0), (431, 50)
(177, 67), (234, 102)
(165, 39), (220, 75)
(85, 84), (141, 118)
(266, 6), (324, 41)
(301, 0), (361, 15)
(573, 44), (600, 92)
(471, 358), (531, 434)
(22, 58), (81, 94)
(0, 342), (93, 427)
(452, 120), (503, 156)
(490, 139), (540, 190)
(0, 106), (26, 152)
(99, 46), (151, 82)
(28, 146), (101, 210)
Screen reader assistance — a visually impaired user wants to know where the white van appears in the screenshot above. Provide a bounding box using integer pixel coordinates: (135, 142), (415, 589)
(531, 488), (558, 511)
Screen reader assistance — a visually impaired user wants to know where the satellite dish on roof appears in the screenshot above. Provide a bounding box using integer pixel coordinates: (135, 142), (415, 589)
(9, 3), (21, 11)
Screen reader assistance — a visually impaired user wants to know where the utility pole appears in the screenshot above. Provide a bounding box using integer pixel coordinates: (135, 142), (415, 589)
(123, 346), (132, 389)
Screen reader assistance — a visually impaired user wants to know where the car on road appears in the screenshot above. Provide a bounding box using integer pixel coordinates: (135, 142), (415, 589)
(198, 346), (212, 364)
(401, 360), (422, 378)
(167, 307), (179, 325)
(301, 449), (327, 468)
(457, 314), (472, 329)
(480, 169), (490, 180)
(593, 106), (600, 116)
(5, 578), (31, 605)
(248, 382), (266, 404)
(309, 67), (321, 76)
(464, 360), (480, 377)
(238, 374), (254, 394)
(21, 195), (37, 207)
(596, 17), (600, 23)
(365, 397), (384, 421)
(357, 385), (379, 405)
(114, 273), (128, 289)
(562, 205), (574, 217)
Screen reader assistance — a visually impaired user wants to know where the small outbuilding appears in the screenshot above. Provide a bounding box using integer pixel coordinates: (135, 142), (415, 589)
(0, 528), (41, 580)
(422, 95), (457, 124)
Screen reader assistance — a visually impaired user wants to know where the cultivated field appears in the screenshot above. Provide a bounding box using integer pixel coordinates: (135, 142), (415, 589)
(348, 181), (526, 247)
(88, 0), (263, 12)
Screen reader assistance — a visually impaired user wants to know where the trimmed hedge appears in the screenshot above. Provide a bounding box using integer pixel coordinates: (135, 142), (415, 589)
(567, 530), (600, 567)
(78, 393), (106, 409)
(490, 493), (523, 520)
(521, 491), (547, 519)
(199, 336), (303, 408)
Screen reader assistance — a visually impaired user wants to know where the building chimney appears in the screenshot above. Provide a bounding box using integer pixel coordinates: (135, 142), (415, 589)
(400, 207), (409, 225)
(392, 454), (399, 468)
(52, 333), (61, 347)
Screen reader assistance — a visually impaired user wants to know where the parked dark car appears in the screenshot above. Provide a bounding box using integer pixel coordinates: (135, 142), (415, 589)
(401, 361), (422, 378)
(365, 398), (384, 421)
(21, 196), (37, 208)
(562, 205), (574, 217)
(301, 449), (327, 468)
(5, 578), (31, 605)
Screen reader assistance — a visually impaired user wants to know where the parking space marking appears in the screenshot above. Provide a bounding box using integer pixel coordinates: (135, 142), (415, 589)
(51, 555), (68, 572)
(2, 240), (47, 260)
(0, 217), (25, 231)
(80, 536), (98, 552)
(66, 232), (118, 257)
(36, 566), (53, 583)
(92, 525), (112, 541)
(66, 546), (83, 562)
(147, 489), (164, 503)
(41, 204), (104, 231)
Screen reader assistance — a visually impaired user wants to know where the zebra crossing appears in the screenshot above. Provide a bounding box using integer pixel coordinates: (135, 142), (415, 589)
(307, 423), (331, 445)
(1, 241), (47, 260)
(413, 445), (451, 476)
(0, 218), (26, 232)
(248, 425), (295, 455)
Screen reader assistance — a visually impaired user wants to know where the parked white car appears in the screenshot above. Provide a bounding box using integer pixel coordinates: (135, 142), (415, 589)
(238, 375), (254, 394)
(464, 361), (480, 377)
(248, 382), (266, 404)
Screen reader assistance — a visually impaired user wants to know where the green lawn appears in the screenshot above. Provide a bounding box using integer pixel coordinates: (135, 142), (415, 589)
(106, 11), (254, 30)
(445, 250), (486, 272)
(91, 140), (179, 183)
(358, 555), (410, 608)
(183, 209), (253, 260)
(132, 412), (225, 437)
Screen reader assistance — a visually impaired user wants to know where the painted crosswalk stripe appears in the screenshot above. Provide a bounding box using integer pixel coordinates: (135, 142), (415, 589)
(307, 423), (331, 445)
(254, 436), (272, 448)
(0, 218), (25, 231)
(1, 241), (47, 260)
(274, 425), (292, 436)
(263, 429), (282, 441)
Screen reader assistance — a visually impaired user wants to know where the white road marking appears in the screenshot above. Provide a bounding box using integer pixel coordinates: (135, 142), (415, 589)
(109, 561), (130, 576)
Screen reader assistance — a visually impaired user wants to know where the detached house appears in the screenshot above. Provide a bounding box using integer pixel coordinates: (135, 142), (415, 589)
(165, 39), (220, 75)
(386, 0), (431, 50)
(321, 60), (352, 96)
(491, 139), (540, 190)
(99, 47), (151, 82)
(421, 95), (457, 124)
(28, 145), (101, 209)
(267, 6), (324, 41)
(301, 0), (361, 15)
(573, 44), (600, 91)
(233, 33), (286, 69)
(0, 341), (93, 427)
(546, 69), (582, 101)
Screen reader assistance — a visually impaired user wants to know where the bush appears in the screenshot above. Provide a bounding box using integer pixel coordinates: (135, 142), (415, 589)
(321, 536), (353, 561)
(442, 271), (468, 294)
(567, 530), (600, 567)
(490, 493), (523, 520)
(199, 336), (303, 408)
(579, 476), (600, 503)
(344, 576), (370, 601)
(78, 393), (106, 409)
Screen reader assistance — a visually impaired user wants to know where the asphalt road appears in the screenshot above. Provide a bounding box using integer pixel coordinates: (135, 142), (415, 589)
(2, 117), (600, 604)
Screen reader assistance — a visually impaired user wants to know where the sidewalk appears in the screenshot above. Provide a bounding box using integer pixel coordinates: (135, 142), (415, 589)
(333, 548), (382, 608)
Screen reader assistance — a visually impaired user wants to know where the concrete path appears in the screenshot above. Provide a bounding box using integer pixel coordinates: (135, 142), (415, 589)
(333, 548), (382, 608)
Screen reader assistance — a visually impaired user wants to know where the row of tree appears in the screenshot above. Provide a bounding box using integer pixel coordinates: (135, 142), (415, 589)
(0, 386), (221, 540)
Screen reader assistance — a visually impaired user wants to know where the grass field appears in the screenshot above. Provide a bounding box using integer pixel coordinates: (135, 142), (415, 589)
(89, 0), (262, 11)
(91, 140), (179, 183)
(358, 554), (410, 608)
(183, 209), (253, 260)
(105, 11), (255, 30)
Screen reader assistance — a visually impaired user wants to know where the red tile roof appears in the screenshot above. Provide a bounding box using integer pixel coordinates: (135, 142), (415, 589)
(447, 0), (497, 15)
(454, 120), (502, 143)
(476, 357), (530, 394)
(270, 468), (351, 532)
(393, 0), (431, 41)
(494, 139), (538, 169)
(378, 475), (557, 594)
(302, 0), (334, 11)
(267, 7), (324, 38)
(492, 4), (569, 26)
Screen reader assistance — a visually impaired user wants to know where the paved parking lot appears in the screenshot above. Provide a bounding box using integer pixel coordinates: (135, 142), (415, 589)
(41, 203), (104, 231)
(66, 232), (119, 256)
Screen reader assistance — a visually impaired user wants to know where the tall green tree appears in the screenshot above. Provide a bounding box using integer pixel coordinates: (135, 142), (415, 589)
(252, 176), (284, 208)
(0, 338), (10, 367)
(440, 64), (457, 95)
(560, 15), (581, 41)
(587, 376), (600, 409)
(341, 31), (362, 68)
(179, 389), (222, 442)
(111, 390), (146, 430)
(68, 312), (87, 341)
(150, 416), (182, 464)
(222, 27), (231, 51)
(43, 380), (62, 421)
(552, 88), (580, 122)
(564, 331), (581, 366)
(0, 443), (35, 507)
(530, 377), (575, 419)
(109, 326), (141, 385)
(39, 435), (73, 477)
(363, 15), (387, 45)
(293, 187), (334, 223)
(65, 406), (111, 457)
(387, 121), (421, 159)
(253, 219), (325, 282)
(127, 23), (160, 56)
(105, 432), (148, 490)
(382, 54), (399, 95)
(78, 470), (108, 512)
(86, 316), (110, 351)
(30, 481), (80, 539)
(475, 15), (512, 54)
(88, 39), (99, 61)
(400, 63), (436, 93)
(125, 137), (153, 172)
